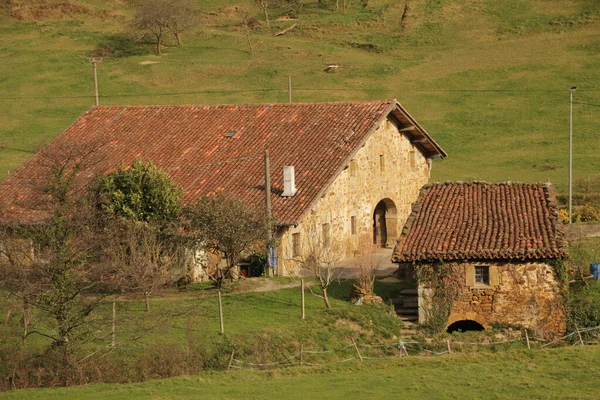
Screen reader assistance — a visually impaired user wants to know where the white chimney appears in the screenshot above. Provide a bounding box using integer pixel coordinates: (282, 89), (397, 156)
(282, 165), (297, 197)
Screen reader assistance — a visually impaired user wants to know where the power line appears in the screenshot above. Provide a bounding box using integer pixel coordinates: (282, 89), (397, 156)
(574, 101), (600, 108)
(0, 87), (599, 101)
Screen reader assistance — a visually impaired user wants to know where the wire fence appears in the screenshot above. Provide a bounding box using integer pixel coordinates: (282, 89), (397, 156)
(227, 325), (600, 370)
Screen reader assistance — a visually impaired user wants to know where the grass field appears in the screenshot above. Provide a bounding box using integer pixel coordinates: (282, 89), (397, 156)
(1, 345), (599, 399)
(0, 0), (599, 199)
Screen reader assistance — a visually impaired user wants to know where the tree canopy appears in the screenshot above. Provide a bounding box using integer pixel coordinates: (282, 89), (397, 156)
(93, 159), (182, 226)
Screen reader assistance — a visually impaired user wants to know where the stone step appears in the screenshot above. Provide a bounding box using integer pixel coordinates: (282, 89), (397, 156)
(395, 307), (418, 315)
(400, 315), (419, 322)
(399, 289), (418, 296)
(400, 330), (418, 336)
(402, 299), (419, 306)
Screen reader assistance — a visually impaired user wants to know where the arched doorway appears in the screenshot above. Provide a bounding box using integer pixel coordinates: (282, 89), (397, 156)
(447, 320), (485, 333)
(372, 198), (397, 247)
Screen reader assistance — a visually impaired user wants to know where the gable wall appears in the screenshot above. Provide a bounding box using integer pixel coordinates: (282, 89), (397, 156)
(277, 116), (431, 275)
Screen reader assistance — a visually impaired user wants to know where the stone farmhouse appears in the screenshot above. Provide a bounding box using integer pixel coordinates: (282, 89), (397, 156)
(392, 182), (568, 336)
(0, 100), (446, 277)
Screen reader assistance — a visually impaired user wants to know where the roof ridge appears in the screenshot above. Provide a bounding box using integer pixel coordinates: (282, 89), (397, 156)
(93, 100), (395, 110)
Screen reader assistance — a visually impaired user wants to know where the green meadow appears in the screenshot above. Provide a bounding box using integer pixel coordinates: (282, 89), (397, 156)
(1, 345), (599, 399)
(0, 0), (599, 198)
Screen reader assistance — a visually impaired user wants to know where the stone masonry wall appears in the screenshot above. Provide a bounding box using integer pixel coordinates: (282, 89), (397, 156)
(277, 117), (431, 275)
(440, 261), (566, 336)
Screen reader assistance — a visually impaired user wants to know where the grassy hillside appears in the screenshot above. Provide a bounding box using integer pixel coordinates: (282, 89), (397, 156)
(0, 0), (599, 199)
(2, 346), (599, 399)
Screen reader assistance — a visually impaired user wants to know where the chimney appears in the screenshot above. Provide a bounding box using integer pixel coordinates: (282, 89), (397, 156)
(282, 165), (297, 197)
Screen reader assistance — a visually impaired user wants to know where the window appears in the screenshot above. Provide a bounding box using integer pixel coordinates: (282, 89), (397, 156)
(322, 223), (330, 247)
(379, 154), (385, 172)
(349, 160), (358, 177)
(351, 216), (357, 235)
(475, 266), (490, 286)
(292, 233), (301, 257)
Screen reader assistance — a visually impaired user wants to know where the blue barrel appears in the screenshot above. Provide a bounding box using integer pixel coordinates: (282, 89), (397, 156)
(591, 263), (600, 280)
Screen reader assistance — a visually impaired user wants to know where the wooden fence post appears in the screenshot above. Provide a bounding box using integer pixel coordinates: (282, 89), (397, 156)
(446, 339), (452, 354)
(111, 300), (116, 348)
(227, 350), (235, 371)
(218, 291), (224, 334)
(352, 338), (363, 362)
(300, 344), (304, 366)
(524, 330), (531, 350)
(575, 323), (584, 346)
(301, 279), (306, 320)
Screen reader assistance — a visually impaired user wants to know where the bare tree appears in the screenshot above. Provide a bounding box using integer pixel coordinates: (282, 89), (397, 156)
(185, 194), (269, 288)
(292, 223), (342, 309)
(277, 0), (304, 17)
(255, 0), (270, 27)
(133, 0), (197, 55)
(0, 153), (110, 380)
(350, 239), (384, 304)
(165, 0), (197, 46)
(103, 220), (175, 312)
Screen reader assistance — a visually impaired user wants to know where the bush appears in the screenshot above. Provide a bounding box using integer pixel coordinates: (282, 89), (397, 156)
(567, 297), (600, 343)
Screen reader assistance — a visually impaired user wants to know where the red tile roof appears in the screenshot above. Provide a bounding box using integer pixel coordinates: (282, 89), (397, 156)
(0, 100), (445, 225)
(392, 182), (568, 263)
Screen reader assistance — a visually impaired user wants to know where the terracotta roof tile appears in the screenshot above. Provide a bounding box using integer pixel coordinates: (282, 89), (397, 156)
(392, 182), (568, 263)
(0, 100), (445, 225)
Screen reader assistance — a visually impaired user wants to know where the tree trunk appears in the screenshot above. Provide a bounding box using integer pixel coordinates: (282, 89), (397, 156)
(322, 287), (331, 309)
(264, 6), (270, 28)
(21, 302), (28, 344)
(144, 291), (151, 312)
(244, 16), (254, 55)
(156, 35), (162, 55)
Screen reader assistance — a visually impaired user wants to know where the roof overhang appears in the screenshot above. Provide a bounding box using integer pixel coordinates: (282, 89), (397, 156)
(389, 102), (448, 159)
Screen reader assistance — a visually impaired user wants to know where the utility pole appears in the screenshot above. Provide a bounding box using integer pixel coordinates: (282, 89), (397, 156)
(288, 76), (292, 103)
(90, 58), (102, 107)
(264, 150), (274, 275)
(569, 86), (577, 224)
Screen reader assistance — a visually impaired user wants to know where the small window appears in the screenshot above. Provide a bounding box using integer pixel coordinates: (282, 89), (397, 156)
(410, 149), (416, 169)
(351, 216), (357, 235)
(349, 160), (358, 177)
(322, 223), (330, 247)
(292, 233), (301, 257)
(475, 266), (490, 285)
(379, 154), (385, 172)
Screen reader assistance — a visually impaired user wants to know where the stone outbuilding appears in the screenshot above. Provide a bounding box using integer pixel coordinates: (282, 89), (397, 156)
(0, 100), (446, 277)
(391, 182), (568, 336)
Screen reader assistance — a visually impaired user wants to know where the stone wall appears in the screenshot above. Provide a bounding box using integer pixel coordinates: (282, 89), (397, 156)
(420, 261), (566, 337)
(277, 116), (431, 275)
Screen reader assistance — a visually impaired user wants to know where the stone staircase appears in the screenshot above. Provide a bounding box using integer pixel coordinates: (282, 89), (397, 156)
(392, 288), (419, 323)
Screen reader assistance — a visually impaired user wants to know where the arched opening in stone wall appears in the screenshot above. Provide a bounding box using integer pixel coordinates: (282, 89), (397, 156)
(373, 198), (397, 248)
(447, 320), (485, 333)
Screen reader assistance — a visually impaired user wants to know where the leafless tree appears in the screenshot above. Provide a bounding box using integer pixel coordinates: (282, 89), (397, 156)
(102, 219), (176, 312)
(0, 151), (111, 379)
(133, 0), (197, 55)
(292, 223), (342, 309)
(277, 0), (304, 17)
(255, 0), (270, 27)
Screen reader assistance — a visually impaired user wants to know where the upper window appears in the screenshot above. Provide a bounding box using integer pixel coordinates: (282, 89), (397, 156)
(349, 160), (358, 177)
(322, 223), (330, 247)
(379, 154), (385, 172)
(351, 216), (357, 235)
(475, 266), (490, 286)
(292, 233), (301, 257)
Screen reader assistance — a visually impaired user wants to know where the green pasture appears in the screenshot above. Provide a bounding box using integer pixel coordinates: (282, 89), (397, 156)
(1, 345), (599, 399)
(0, 0), (599, 199)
